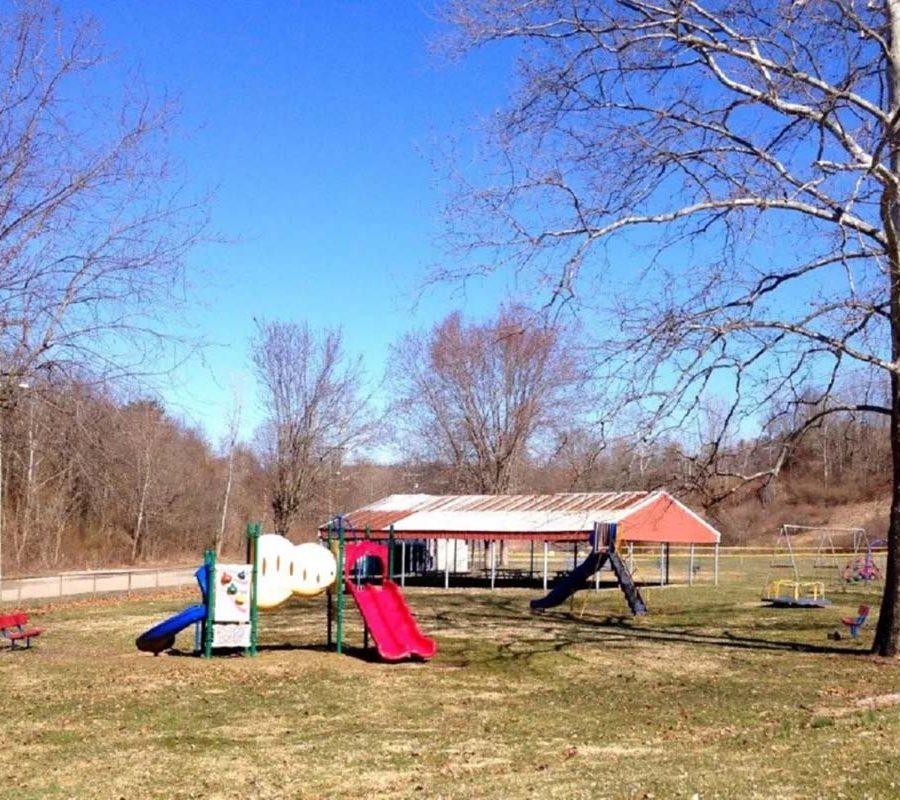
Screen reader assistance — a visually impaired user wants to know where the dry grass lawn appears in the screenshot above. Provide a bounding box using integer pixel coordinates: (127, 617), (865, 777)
(1, 573), (898, 799)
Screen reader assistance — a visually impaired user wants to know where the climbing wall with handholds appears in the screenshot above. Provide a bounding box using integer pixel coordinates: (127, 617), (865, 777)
(213, 564), (252, 622)
(255, 534), (338, 610)
(210, 563), (253, 649)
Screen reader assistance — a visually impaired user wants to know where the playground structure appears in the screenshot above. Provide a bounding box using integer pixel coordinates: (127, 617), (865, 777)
(778, 523), (885, 584)
(841, 604), (871, 639)
(322, 519), (437, 660)
(841, 537), (886, 583)
(338, 540), (437, 659)
(762, 523), (885, 607)
(135, 523), (436, 662)
(762, 525), (830, 607)
(530, 521), (647, 615)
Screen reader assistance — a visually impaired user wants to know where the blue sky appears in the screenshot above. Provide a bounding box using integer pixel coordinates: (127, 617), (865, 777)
(63, 2), (865, 455)
(73, 2), (518, 447)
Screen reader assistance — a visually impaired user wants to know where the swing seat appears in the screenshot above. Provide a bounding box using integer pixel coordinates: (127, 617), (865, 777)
(840, 605), (869, 638)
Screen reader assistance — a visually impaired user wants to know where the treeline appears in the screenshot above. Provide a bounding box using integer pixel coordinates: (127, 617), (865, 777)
(1, 383), (257, 571)
(2, 333), (891, 574)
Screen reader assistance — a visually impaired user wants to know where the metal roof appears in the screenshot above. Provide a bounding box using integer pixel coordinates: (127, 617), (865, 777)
(320, 491), (720, 544)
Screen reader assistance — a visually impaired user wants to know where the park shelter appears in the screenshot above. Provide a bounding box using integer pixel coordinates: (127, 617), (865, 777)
(321, 491), (722, 589)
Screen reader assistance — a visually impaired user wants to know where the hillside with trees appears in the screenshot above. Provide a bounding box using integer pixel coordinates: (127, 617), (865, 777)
(1, 316), (890, 573)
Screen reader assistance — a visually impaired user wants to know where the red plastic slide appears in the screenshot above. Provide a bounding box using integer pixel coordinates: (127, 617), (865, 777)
(343, 541), (437, 661)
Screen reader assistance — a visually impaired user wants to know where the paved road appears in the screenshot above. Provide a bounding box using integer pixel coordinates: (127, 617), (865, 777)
(0, 566), (197, 604)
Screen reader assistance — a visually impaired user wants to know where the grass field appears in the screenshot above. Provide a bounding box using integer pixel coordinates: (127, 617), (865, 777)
(2, 570), (898, 799)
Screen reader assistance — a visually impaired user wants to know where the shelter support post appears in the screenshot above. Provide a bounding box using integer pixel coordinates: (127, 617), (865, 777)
(444, 541), (450, 589)
(659, 544), (665, 586)
(628, 541), (634, 572)
(714, 543), (719, 587)
(689, 544), (695, 586)
(490, 540), (497, 590)
(542, 541), (548, 591)
(530, 540), (535, 578)
(400, 540), (406, 587)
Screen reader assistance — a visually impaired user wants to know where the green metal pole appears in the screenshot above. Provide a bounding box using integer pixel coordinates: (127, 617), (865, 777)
(326, 521), (333, 649)
(248, 522), (260, 657)
(203, 549), (216, 659)
(336, 520), (345, 655)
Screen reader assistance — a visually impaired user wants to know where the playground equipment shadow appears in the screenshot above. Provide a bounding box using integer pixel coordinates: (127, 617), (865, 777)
(166, 640), (427, 665)
(575, 614), (872, 657)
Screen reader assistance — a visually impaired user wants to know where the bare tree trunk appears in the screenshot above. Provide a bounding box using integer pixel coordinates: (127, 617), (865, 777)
(871, 0), (900, 657)
(214, 395), (241, 556)
(877, 372), (900, 656)
(15, 397), (36, 565)
(215, 448), (236, 557)
(132, 465), (151, 563)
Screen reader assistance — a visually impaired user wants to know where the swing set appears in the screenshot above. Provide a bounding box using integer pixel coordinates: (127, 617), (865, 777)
(761, 525), (831, 607)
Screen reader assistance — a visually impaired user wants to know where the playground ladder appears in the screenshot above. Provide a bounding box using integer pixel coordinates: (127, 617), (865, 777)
(608, 550), (648, 615)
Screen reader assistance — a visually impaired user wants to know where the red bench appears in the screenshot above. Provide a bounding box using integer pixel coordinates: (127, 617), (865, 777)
(0, 612), (44, 649)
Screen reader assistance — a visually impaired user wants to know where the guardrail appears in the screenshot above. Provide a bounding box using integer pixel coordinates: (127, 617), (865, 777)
(0, 566), (197, 604)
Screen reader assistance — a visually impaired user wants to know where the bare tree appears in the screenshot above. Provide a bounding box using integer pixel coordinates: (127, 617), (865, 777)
(0, 2), (204, 574)
(105, 398), (221, 563)
(252, 320), (376, 538)
(548, 426), (609, 492)
(442, 1), (900, 655)
(389, 308), (588, 493)
(0, 2), (203, 393)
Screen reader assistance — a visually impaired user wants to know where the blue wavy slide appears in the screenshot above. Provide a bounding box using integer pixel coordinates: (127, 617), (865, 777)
(135, 566), (208, 654)
(135, 604), (206, 654)
(530, 551), (608, 610)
